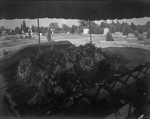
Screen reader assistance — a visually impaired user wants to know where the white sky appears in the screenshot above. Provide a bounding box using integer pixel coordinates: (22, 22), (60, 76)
(0, 17), (150, 29)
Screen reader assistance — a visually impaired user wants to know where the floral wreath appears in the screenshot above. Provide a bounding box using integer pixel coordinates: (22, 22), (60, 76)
(79, 57), (94, 72)
(17, 57), (33, 85)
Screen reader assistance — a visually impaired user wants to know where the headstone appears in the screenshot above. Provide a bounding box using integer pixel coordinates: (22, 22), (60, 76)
(103, 28), (109, 35)
(83, 28), (89, 34)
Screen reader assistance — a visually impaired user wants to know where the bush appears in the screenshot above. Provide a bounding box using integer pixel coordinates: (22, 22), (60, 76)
(122, 24), (131, 36)
(137, 26), (143, 34)
(42, 33), (46, 36)
(109, 25), (116, 33)
(97, 28), (104, 34)
(106, 32), (114, 41)
(3, 50), (8, 56)
(137, 36), (144, 41)
(25, 36), (28, 39)
(134, 31), (139, 37)
(28, 32), (32, 39)
(2, 41), (9, 46)
(8, 30), (16, 35)
(47, 30), (52, 41)
(147, 29), (150, 38)
(20, 36), (23, 39)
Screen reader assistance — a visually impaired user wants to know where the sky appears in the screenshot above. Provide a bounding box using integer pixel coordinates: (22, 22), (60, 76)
(0, 17), (150, 29)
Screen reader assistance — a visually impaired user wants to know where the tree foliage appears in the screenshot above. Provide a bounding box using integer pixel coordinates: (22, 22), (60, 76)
(70, 25), (78, 34)
(100, 21), (107, 28)
(130, 22), (136, 31)
(134, 30), (139, 37)
(115, 20), (122, 32)
(47, 28), (52, 41)
(120, 22), (125, 32)
(137, 26), (143, 34)
(49, 23), (60, 31)
(109, 25), (116, 33)
(0, 26), (5, 35)
(90, 21), (98, 34)
(78, 20), (89, 28)
(62, 24), (70, 33)
(31, 25), (37, 32)
(147, 29), (150, 38)
(89, 22), (104, 34)
(111, 21), (116, 26)
(122, 23), (131, 35)
(78, 20), (103, 34)
(97, 27), (104, 34)
(145, 21), (150, 32)
(21, 21), (27, 33)
(15, 27), (22, 34)
(106, 32), (114, 41)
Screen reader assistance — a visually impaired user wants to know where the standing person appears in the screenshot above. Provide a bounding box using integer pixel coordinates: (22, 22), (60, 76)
(47, 28), (52, 42)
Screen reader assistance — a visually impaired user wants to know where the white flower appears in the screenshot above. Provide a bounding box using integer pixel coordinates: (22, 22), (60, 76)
(65, 62), (73, 70)
(53, 86), (64, 95)
(17, 57), (32, 82)
(95, 53), (105, 62)
(80, 57), (94, 71)
(53, 65), (61, 74)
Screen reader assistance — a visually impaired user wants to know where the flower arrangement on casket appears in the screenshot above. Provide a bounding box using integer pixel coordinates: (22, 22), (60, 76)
(17, 57), (33, 85)
(16, 43), (125, 111)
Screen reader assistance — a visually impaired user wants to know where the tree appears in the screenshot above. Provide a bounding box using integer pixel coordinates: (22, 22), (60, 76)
(21, 23), (23, 32)
(26, 26), (30, 32)
(47, 28), (52, 41)
(90, 21), (98, 34)
(147, 29), (150, 38)
(134, 30), (139, 37)
(49, 23), (60, 31)
(89, 21), (104, 34)
(5, 28), (10, 34)
(97, 27), (104, 34)
(78, 20), (89, 29)
(109, 25), (116, 33)
(100, 21), (107, 28)
(31, 25), (37, 32)
(108, 20), (116, 29)
(21, 21), (27, 33)
(116, 20), (122, 32)
(0, 26), (5, 35)
(70, 25), (78, 34)
(122, 23), (131, 35)
(62, 24), (70, 33)
(145, 21), (150, 32)
(111, 21), (116, 26)
(137, 26), (143, 34)
(106, 31), (114, 41)
(8, 29), (16, 35)
(49, 23), (60, 33)
(130, 22), (136, 31)
(15, 27), (22, 34)
(40, 26), (47, 33)
(120, 22), (125, 33)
